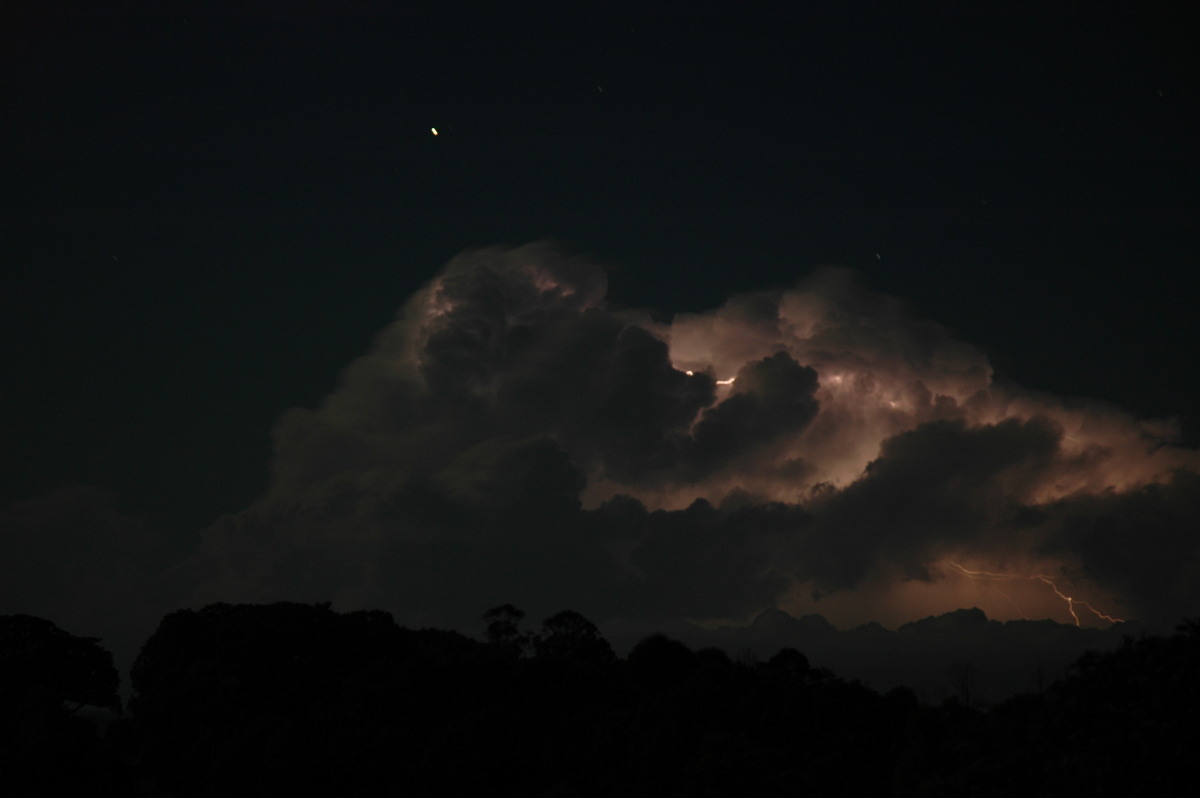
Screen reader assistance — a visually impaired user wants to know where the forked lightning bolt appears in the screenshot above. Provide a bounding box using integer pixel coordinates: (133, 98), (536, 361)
(948, 562), (1125, 626)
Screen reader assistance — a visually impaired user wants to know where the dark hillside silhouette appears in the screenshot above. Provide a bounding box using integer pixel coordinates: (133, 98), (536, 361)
(4, 604), (1194, 795)
(896, 619), (1200, 796)
(122, 602), (914, 795)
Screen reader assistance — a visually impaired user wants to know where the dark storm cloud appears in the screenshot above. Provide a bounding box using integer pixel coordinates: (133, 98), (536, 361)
(687, 352), (820, 479)
(182, 244), (1199, 632)
(592, 496), (809, 621)
(484, 318), (715, 484)
(264, 244), (715, 496)
(804, 416), (1063, 590)
(1040, 469), (1200, 625)
(194, 433), (614, 625)
(189, 245), (765, 626)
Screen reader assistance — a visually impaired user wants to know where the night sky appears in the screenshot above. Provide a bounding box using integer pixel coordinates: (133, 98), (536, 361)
(3, 3), (1199, 688)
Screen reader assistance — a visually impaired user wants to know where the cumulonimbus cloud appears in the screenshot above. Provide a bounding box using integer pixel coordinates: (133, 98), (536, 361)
(188, 244), (1200, 631)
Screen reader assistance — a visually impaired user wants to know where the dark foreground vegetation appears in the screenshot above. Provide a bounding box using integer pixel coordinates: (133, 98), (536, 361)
(3, 604), (1197, 797)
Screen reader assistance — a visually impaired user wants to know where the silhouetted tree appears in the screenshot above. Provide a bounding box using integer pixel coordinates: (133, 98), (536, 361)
(113, 602), (1200, 796)
(736, 646), (760, 666)
(0, 614), (120, 714)
(695, 646), (733, 668)
(947, 660), (976, 708)
(0, 615), (129, 792)
(628, 633), (698, 688)
(482, 603), (530, 657)
(766, 646), (810, 677)
(628, 633), (696, 686)
(129, 602), (417, 795)
(532, 610), (615, 666)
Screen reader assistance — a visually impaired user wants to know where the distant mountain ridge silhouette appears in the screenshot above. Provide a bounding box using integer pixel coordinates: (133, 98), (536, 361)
(678, 606), (1133, 704)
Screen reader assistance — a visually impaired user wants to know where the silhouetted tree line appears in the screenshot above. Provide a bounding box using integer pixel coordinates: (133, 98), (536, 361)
(3, 606), (1197, 796)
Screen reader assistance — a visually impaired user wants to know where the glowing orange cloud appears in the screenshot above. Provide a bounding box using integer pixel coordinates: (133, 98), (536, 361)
(604, 267), (1195, 625)
(218, 249), (1198, 632)
(599, 270), (1198, 513)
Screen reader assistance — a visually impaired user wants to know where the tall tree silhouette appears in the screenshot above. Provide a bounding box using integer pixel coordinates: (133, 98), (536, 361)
(482, 603), (530, 657)
(532, 610), (615, 666)
(1, 614), (120, 714)
(0, 615), (128, 792)
(129, 602), (413, 795)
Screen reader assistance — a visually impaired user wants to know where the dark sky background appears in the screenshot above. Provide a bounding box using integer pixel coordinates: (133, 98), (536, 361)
(3, 2), (1199, 694)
